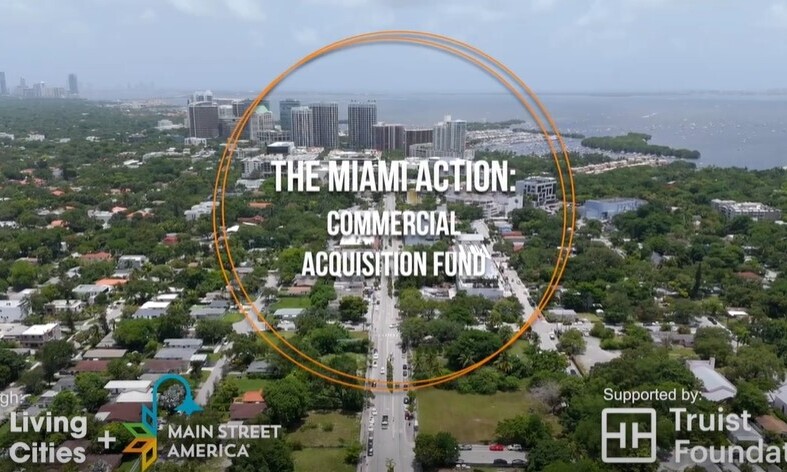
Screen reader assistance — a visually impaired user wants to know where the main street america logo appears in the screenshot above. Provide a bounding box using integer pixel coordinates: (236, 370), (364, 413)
(123, 374), (202, 471)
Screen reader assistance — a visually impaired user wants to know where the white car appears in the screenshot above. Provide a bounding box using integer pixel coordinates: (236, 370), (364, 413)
(371, 407), (377, 416)
(372, 360), (378, 367)
(389, 323), (396, 329)
(380, 368), (385, 375)
(373, 352), (379, 360)
(368, 424), (373, 432)
(369, 416), (374, 425)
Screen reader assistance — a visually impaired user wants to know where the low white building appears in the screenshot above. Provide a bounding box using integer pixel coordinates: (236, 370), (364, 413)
(16, 323), (62, 349)
(686, 358), (737, 402)
(0, 299), (30, 322)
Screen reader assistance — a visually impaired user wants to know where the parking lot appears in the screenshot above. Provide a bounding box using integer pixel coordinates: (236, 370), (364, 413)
(457, 445), (527, 468)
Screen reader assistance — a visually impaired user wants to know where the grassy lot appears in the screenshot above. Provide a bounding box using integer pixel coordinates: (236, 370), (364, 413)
(349, 331), (368, 340)
(269, 296), (312, 311)
(222, 312), (245, 324)
(668, 346), (698, 360)
(508, 339), (529, 357)
(293, 448), (355, 472)
(579, 312), (602, 324)
(234, 376), (272, 393)
(288, 411), (360, 448)
(416, 388), (559, 443)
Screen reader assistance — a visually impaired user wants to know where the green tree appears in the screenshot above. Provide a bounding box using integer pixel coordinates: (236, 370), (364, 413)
(414, 432), (459, 470)
(557, 329), (586, 356)
(95, 423), (134, 453)
(495, 414), (551, 448)
(732, 381), (769, 416)
(265, 375), (310, 428)
(338, 296), (368, 323)
(50, 391), (82, 416)
(40, 339), (76, 381)
(693, 327), (733, 366)
(9, 260), (37, 290)
(75, 372), (109, 413)
(195, 319), (232, 345)
(113, 318), (157, 351)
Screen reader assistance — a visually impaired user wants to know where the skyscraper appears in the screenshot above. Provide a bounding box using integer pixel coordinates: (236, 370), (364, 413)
(0, 72), (7, 96)
(279, 99), (300, 131)
(290, 106), (314, 147)
(373, 123), (405, 151)
(432, 115), (467, 157)
(249, 105), (274, 142)
(188, 102), (220, 139)
(348, 102), (377, 150)
(404, 128), (433, 156)
(67, 74), (78, 96)
(309, 102), (339, 149)
(232, 98), (254, 118)
(192, 90), (213, 103)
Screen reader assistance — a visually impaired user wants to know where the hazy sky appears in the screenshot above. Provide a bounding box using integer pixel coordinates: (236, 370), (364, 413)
(2, 0), (787, 93)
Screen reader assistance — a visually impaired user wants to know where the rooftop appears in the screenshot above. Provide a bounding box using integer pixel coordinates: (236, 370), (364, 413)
(23, 323), (59, 335)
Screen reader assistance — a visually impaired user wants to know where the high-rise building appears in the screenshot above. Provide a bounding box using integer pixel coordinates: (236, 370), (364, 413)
(67, 74), (78, 96)
(192, 90), (213, 103)
(0, 72), (7, 96)
(232, 98), (254, 118)
(188, 102), (220, 139)
(249, 105), (275, 142)
(404, 128), (433, 156)
(348, 102), (377, 149)
(309, 102), (339, 149)
(373, 123), (405, 151)
(433, 115), (467, 157)
(290, 106), (314, 147)
(279, 99), (300, 131)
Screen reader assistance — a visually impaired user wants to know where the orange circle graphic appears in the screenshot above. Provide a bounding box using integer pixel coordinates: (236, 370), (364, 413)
(212, 31), (576, 392)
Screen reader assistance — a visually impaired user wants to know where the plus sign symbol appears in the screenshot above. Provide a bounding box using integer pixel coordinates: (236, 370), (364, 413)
(98, 429), (117, 450)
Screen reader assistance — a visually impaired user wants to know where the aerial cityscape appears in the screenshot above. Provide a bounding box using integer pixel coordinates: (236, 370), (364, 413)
(2, 2), (787, 472)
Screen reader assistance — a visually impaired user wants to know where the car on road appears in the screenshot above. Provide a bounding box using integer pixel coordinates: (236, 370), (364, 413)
(367, 424), (373, 432)
(507, 444), (523, 451)
(371, 407), (377, 416)
(372, 360), (378, 367)
(380, 368), (385, 375)
(493, 458), (508, 466)
(458, 444), (472, 451)
(373, 352), (379, 360)
(369, 415), (374, 424)
(367, 447), (373, 456)
(489, 443), (505, 451)
(381, 415), (389, 429)
(389, 323), (396, 329)
(403, 397), (410, 404)
(402, 364), (408, 370)
(549, 332), (556, 340)
(511, 459), (526, 466)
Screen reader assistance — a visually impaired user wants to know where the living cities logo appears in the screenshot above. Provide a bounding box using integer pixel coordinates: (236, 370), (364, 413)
(122, 374), (202, 471)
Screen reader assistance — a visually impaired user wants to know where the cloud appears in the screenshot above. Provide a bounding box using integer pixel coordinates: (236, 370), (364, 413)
(293, 27), (320, 46)
(768, 2), (787, 28)
(225, 0), (266, 21)
(139, 8), (158, 23)
(165, 0), (265, 21)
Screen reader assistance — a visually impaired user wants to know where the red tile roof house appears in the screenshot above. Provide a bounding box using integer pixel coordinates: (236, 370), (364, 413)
(230, 390), (268, 421)
(96, 402), (152, 423)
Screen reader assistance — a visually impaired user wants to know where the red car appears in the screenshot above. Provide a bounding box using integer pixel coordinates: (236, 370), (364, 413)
(488, 444), (505, 451)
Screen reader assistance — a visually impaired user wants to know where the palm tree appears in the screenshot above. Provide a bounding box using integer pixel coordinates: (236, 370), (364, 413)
(494, 352), (513, 374)
(458, 352), (474, 368)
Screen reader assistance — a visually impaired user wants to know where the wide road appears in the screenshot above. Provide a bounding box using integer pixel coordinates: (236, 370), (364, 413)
(362, 193), (416, 472)
(471, 220), (558, 351)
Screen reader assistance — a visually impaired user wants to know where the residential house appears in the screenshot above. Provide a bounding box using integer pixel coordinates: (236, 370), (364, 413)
(0, 299), (30, 322)
(83, 349), (127, 360)
(686, 358), (737, 402)
(72, 284), (112, 303)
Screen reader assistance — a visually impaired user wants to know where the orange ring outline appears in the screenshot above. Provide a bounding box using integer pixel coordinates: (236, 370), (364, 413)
(213, 33), (574, 390)
(213, 32), (575, 390)
(212, 31), (576, 392)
